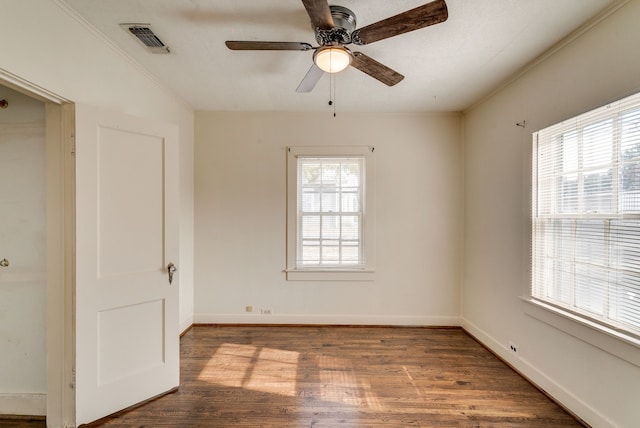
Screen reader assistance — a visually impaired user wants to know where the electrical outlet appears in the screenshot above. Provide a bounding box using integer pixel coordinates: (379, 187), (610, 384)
(245, 305), (253, 313)
(508, 341), (518, 354)
(261, 308), (272, 315)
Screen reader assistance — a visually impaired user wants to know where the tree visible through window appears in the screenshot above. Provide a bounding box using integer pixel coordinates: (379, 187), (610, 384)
(532, 93), (640, 336)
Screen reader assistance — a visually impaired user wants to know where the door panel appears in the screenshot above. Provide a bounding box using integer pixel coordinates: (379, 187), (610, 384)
(97, 299), (165, 385)
(75, 104), (179, 425)
(97, 128), (164, 277)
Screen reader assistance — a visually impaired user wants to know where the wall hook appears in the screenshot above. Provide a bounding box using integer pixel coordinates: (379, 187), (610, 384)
(516, 120), (526, 128)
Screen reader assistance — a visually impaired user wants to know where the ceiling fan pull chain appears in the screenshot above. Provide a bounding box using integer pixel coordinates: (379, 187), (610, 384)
(329, 51), (336, 117)
(328, 69), (332, 108)
(328, 71), (337, 117)
(333, 73), (337, 117)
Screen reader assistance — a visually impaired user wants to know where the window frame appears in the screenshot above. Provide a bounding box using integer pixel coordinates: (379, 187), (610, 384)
(286, 146), (376, 281)
(530, 91), (640, 360)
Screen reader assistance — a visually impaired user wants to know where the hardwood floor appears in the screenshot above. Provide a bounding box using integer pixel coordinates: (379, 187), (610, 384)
(0, 417), (45, 428)
(81, 325), (583, 427)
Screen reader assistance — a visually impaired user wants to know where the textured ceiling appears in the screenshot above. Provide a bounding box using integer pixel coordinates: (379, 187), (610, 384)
(63, 0), (617, 113)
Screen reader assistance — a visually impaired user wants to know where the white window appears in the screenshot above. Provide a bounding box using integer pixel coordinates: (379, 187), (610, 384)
(287, 146), (375, 281)
(532, 91), (640, 339)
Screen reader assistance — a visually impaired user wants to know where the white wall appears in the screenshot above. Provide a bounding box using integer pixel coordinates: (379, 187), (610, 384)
(195, 111), (462, 325)
(0, 86), (46, 414)
(0, 0), (195, 332)
(462, 2), (640, 427)
(0, 0), (195, 418)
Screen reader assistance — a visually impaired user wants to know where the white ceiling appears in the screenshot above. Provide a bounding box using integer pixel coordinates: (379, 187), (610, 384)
(63, 0), (617, 113)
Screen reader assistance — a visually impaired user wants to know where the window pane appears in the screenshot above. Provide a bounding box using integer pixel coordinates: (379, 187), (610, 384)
(341, 191), (359, 212)
(616, 274), (640, 330)
(321, 163), (340, 186)
(543, 220), (574, 305)
(620, 108), (640, 159)
(611, 220), (640, 329)
(550, 219), (574, 261)
(321, 216), (340, 239)
(621, 164), (640, 212)
(342, 216), (360, 240)
(546, 260), (573, 304)
(583, 169), (613, 213)
(558, 132), (578, 213)
(575, 265), (607, 316)
(302, 189), (320, 212)
(297, 156), (365, 268)
(301, 162), (321, 186)
(560, 174), (578, 213)
(301, 216), (320, 239)
(621, 109), (640, 212)
(321, 191), (339, 212)
(342, 243), (360, 264)
(610, 221), (640, 272)
(322, 245), (339, 264)
(341, 162), (360, 186)
(561, 131), (578, 173)
(301, 244), (319, 264)
(583, 120), (612, 168)
(575, 220), (607, 265)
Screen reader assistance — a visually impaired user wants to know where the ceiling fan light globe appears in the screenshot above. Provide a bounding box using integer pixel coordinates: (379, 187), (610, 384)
(314, 47), (352, 73)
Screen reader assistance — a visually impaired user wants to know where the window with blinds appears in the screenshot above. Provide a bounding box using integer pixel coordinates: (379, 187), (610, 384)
(532, 91), (640, 337)
(286, 146), (375, 281)
(297, 157), (364, 267)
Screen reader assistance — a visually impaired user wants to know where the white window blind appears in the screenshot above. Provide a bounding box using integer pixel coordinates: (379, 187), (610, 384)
(297, 156), (364, 267)
(532, 91), (640, 337)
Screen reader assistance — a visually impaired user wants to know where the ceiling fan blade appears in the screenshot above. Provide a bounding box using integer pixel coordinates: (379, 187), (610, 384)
(352, 0), (448, 45)
(301, 0), (334, 30)
(225, 41), (313, 51)
(350, 52), (404, 87)
(296, 64), (325, 93)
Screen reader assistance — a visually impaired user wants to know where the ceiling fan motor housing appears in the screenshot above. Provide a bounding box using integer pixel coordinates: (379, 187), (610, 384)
(315, 5), (357, 46)
(330, 6), (356, 32)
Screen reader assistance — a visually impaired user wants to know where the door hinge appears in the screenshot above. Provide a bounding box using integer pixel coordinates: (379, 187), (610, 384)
(70, 367), (76, 390)
(70, 134), (76, 155)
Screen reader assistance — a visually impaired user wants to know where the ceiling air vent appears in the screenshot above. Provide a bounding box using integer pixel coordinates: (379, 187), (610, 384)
(121, 24), (170, 54)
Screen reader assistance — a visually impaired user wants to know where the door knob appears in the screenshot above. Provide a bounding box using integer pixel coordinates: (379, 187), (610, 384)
(0, 258), (9, 267)
(167, 262), (177, 285)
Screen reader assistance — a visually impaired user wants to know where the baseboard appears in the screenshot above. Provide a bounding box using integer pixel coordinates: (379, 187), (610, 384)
(0, 393), (46, 417)
(461, 318), (618, 428)
(193, 313), (462, 327)
(179, 314), (194, 336)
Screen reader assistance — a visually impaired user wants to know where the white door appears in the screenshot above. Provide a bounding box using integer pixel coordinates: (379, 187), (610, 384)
(74, 104), (180, 425)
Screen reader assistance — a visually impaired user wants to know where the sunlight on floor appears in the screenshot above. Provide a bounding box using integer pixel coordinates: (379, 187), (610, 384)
(198, 343), (299, 397)
(197, 343), (385, 409)
(403, 365), (423, 398)
(317, 355), (383, 409)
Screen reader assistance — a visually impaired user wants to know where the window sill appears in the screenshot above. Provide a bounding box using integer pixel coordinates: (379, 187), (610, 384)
(285, 269), (375, 281)
(522, 297), (640, 368)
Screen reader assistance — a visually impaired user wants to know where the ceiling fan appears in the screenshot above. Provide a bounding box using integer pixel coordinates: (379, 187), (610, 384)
(225, 0), (448, 92)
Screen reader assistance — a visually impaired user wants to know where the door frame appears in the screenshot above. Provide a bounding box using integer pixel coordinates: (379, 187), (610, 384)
(0, 68), (76, 427)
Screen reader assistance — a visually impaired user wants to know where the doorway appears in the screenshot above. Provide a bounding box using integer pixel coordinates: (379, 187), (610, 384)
(0, 68), (181, 426)
(0, 72), (74, 427)
(0, 85), (47, 416)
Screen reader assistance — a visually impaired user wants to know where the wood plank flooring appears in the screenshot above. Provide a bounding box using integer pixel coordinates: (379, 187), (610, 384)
(0, 417), (46, 428)
(82, 325), (583, 427)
